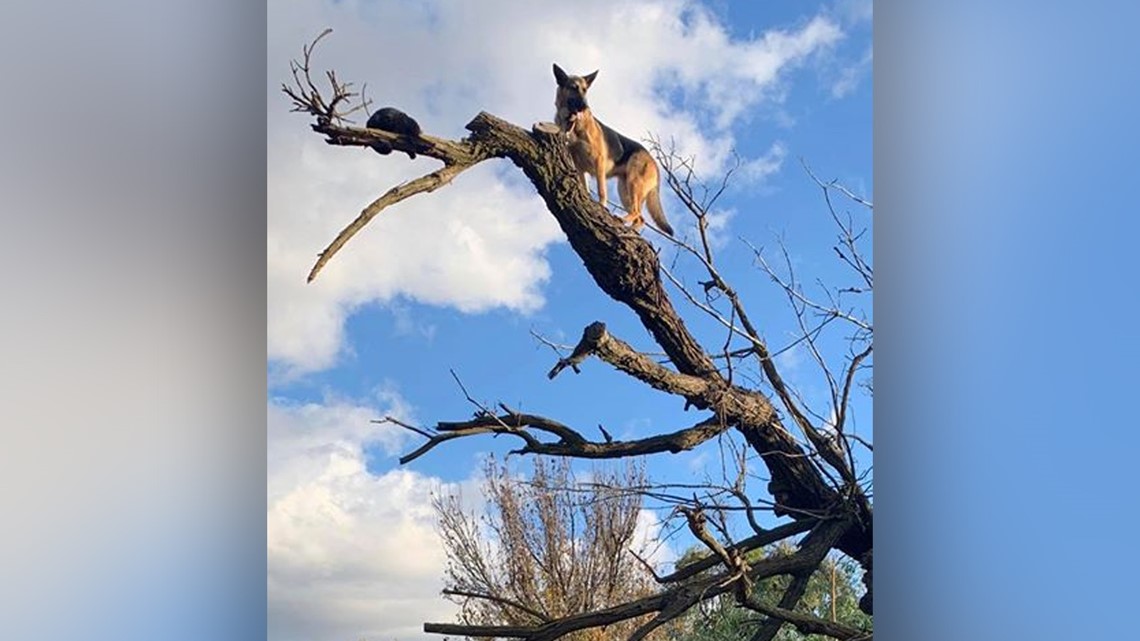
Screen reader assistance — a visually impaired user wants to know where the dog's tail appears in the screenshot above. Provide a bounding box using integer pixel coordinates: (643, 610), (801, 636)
(646, 185), (674, 237)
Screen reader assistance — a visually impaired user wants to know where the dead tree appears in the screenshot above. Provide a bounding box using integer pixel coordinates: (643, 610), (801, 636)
(283, 30), (873, 641)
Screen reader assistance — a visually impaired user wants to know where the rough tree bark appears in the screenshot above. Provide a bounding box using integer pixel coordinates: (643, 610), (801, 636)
(283, 31), (872, 641)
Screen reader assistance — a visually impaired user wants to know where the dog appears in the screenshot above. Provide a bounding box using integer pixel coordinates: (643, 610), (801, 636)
(553, 64), (673, 237)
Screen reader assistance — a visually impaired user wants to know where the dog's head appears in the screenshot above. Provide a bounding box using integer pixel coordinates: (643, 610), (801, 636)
(553, 63), (598, 123)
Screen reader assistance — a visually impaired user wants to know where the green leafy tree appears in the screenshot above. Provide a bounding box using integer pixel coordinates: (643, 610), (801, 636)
(673, 544), (871, 641)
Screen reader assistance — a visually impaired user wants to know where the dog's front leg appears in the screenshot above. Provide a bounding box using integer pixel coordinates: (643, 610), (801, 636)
(594, 160), (608, 210)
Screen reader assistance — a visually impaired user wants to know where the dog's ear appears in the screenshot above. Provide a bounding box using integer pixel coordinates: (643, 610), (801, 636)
(553, 63), (569, 86)
(583, 70), (599, 87)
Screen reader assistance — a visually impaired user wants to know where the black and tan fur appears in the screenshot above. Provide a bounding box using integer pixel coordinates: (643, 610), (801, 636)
(553, 64), (673, 236)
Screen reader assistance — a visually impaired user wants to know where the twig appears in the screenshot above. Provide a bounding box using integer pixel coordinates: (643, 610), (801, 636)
(373, 415), (433, 439)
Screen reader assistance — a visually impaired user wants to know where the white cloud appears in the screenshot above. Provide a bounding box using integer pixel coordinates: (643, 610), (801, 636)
(389, 300), (438, 342)
(631, 508), (678, 571)
(831, 45), (873, 98)
(267, 143), (561, 375)
(739, 141), (789, 183)
(701, 207), (737, 251)
(835, 0), (874, 26)
(268, 393), (463, 641)
(775, 342), (804, 376)
(686, 450), (711, 475)
(268, 0), (845, 373)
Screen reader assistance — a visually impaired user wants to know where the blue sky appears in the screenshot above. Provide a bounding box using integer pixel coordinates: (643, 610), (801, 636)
(267, 2), (871, 639)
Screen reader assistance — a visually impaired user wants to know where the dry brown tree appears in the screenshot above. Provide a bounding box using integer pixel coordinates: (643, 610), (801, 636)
(433, 457), (666, 641)
(283, 30), (873, 641)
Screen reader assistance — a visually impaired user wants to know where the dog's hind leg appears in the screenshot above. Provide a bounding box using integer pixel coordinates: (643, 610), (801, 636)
(617, 176), (644, 231)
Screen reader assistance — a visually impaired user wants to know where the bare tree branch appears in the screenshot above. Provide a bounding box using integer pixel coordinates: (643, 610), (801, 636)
(836, 347), (873, 436)
(282, 29), (372, 124)
(442, 588), (552, 624)
(401, 411), (732, 464)
(373, 414), (433, 439)
(649, 143), (864, 492)
(801, 158), (874, 210)
(307, 162), (468, 282)
(547, 321), (711, 399)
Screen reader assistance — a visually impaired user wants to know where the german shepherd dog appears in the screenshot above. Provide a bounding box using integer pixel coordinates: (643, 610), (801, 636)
(553, 64), (673, 236)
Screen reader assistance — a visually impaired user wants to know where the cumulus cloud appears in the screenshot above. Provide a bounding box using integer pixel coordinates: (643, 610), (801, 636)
(268, 0), (848, 377)
(739, 141), (789, 184)
(267, 144), (560, 374)
(268, 392), (463, 641)
(631, 508), (678, 571)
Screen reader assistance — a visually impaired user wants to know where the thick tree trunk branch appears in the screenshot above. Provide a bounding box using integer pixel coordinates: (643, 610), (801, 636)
(424, 589), (670, 641)
(441, 588), (551, 624)
(315, 123), (482, 165)
(308, 113), (718, 380)
(743, 596), (869, 641)
(749, 573), (812, 641)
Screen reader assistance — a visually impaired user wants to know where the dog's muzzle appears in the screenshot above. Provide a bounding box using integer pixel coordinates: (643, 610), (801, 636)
(566, 95), (587, 115)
